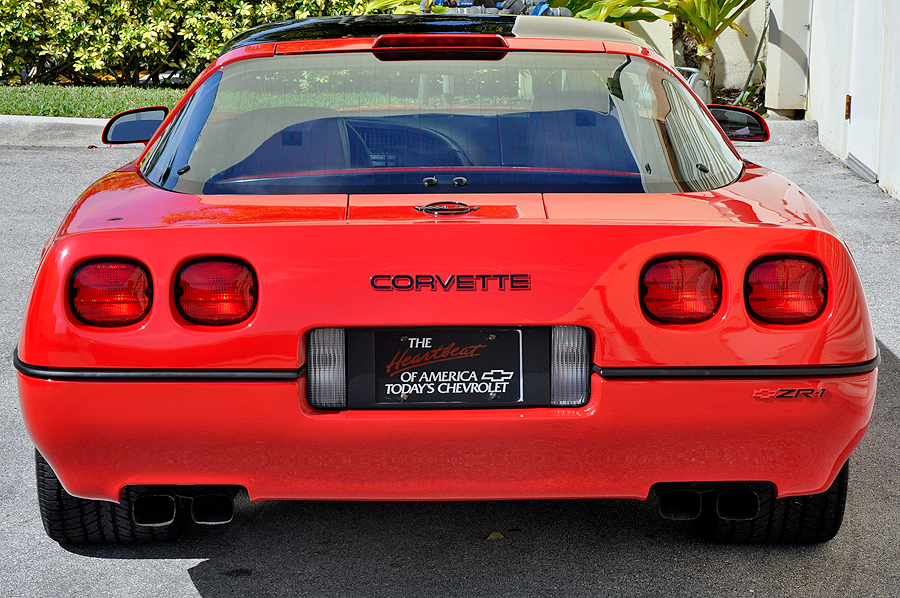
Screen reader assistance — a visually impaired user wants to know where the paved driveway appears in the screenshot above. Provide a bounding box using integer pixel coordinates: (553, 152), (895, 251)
(1, 120), (898, 597)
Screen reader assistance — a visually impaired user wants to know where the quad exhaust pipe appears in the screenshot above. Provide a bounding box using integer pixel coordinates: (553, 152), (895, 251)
(191, 494), (235, 525)
(132, 488), (237, 526)
(133, 494), (178, 527)
(716, 490), (760, 520)
(658, 488), (760, 521)
(658, 489), (703, 520)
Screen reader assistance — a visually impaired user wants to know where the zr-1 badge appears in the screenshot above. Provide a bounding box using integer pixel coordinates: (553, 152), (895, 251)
(753, 388), (827, 401)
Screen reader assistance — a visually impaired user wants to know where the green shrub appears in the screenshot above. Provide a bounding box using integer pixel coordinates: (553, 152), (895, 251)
(0, 0), (365, 85)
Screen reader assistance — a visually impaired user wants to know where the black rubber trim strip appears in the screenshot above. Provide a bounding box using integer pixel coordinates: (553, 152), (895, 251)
(593, 352), (881, 380)
(13, 349), (304, 382)
(15, 349), (881, 383)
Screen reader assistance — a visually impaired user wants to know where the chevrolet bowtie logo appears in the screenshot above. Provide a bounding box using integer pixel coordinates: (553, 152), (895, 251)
(481, 370), (515, 383)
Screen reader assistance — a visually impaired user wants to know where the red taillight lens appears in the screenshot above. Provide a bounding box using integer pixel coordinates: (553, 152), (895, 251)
(70, 260), (151, 326)
(746, 257), (826, 324)
(641, 257), (721, 324)
(177, 259), (257, 325)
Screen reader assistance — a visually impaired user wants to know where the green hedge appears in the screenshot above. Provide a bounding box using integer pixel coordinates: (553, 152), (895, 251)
(0, 0), (365, 85)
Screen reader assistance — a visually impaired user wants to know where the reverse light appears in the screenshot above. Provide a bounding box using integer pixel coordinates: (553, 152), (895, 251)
(640, 257), (721, 324)
(746, 257), (826, 324)
(176, 259), (257, 325)
(550, 326), (591, 407)
(307, 328), (347, 409)
(70, 260), (151, 326)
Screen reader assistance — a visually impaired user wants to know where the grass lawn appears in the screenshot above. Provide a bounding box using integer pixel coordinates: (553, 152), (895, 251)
(0, 84), (185, 118)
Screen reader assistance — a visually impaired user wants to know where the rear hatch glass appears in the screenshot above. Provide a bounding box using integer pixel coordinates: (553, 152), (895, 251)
(143, 51), (741, 195)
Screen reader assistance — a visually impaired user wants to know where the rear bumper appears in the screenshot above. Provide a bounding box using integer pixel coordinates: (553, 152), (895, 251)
(18, 365), (877, 504)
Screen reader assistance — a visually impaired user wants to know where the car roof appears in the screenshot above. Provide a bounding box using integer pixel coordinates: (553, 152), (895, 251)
(223, 14), (653, 53)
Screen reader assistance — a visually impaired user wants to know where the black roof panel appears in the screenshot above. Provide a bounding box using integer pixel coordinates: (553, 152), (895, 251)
(224, 15), (519, 52)
(222, 14), (653, 54)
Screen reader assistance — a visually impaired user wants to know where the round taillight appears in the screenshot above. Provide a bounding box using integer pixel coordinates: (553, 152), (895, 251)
(640, 257), (721, 324)
(176, 259), (257, 325)
(746, 257), (826, 324)
(70, 260), (151, 326)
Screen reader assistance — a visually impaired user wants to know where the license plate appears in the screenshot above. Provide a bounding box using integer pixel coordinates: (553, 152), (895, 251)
(345, 327), (550, 408)
(375, 328), (523, 405)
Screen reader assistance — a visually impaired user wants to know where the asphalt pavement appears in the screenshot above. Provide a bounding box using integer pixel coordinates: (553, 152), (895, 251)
(0, 116), (898, 598)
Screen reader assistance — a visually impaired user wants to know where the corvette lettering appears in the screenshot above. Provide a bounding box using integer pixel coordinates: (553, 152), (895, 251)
(371, 274), (531, 291)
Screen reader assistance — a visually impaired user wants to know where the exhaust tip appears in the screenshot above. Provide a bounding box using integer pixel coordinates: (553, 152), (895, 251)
(716, 490), (760, 521)
(658, 489), (702, 520)
(133, 494), (177, 527)
(191, 494), (234, 525)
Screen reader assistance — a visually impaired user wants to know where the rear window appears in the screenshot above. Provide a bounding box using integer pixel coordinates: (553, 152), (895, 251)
(142, 51), (741, 195)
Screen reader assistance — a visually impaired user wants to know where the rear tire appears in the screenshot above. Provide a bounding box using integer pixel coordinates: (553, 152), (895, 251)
(694, 460), (849, 544)
(35, 450), (185, 544)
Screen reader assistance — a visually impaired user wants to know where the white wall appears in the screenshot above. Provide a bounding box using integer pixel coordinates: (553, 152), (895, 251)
(877, 1), (900, 199)
(627, 2), (767, 89)
(807, 0), (900, 200)
(765, 0), (811, 110)
(806, 0), (852, 153)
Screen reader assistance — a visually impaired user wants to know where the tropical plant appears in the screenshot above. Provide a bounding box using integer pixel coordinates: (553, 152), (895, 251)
(0, 0), (366, 85)
(365, 0), (437, 13)
(569, 0), (757, 90)
(735, 59), (764, 110)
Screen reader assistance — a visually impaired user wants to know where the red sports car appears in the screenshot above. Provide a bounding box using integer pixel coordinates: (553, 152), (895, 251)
(15, 14), (878, 545)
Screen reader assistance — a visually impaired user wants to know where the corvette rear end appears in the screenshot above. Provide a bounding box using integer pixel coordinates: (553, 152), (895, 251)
(16, 15), (878, 545)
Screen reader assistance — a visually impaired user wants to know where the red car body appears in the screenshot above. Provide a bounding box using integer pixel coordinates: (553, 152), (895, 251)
(16, 15), (878, 544)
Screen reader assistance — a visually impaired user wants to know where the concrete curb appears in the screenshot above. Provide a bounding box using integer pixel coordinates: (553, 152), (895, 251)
(0, 113), (818, 148)
(0, 114), (119, 148)
(761, 118), (819, 146)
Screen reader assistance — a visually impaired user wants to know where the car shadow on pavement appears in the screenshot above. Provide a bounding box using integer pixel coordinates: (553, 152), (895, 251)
(59, 340), (898, 598)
